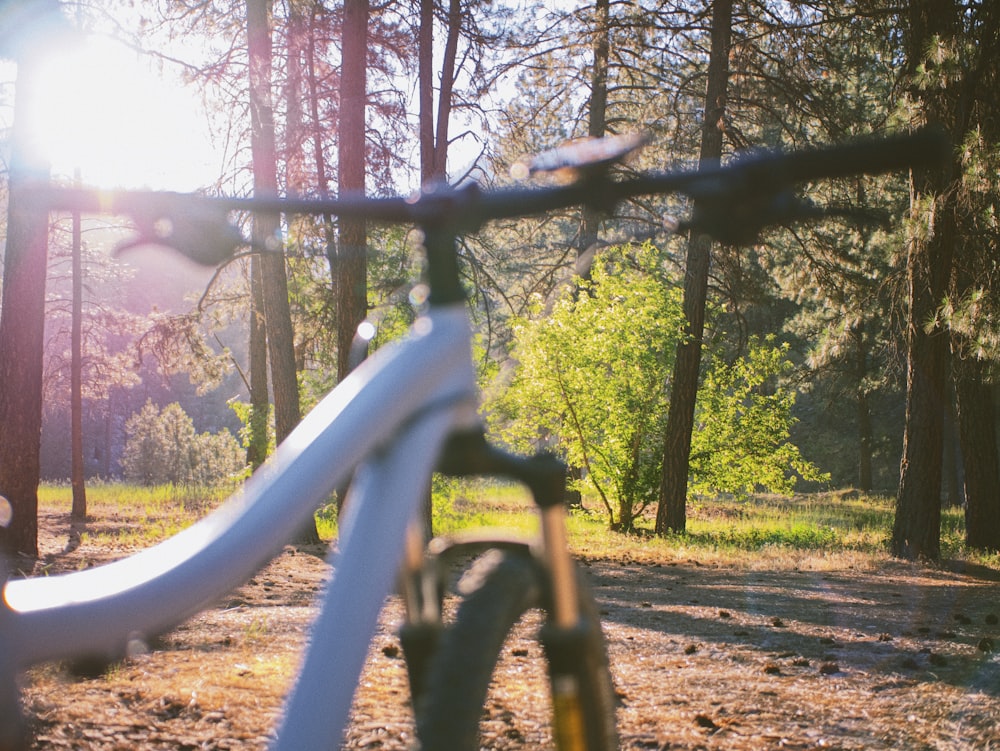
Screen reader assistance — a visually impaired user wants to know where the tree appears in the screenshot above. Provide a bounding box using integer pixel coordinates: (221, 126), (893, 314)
(577, 0), (609, 276)
(335, 0), (369, 380)
(418, 0), (460, 184)
(892, 0), (1000, 560)
(689, 337), (829, 497)
(494, 243), (826, 530)
(247, 0), (319, 542)
(122, 401), (243, 486)
(0, 41), (55, 558)
(247, 0), (302, 446)
(740, 3), (907, 492)
(656, 0), (733, 536)
(954, 355), (1000, 551)
(949, 98), (1000, 551)
(494, 244), (682, 531)
(246, 257), (270, 469)
(70, 175), (86, 520)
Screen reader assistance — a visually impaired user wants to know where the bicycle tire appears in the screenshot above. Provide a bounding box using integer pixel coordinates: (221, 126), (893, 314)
(414, 549), (618, 751)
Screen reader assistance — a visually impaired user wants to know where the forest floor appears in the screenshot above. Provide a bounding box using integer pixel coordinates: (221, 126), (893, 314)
(13, 506), (1000, 750)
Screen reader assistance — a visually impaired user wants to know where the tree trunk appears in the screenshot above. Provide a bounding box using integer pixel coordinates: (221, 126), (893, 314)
(336, 0), (369, 382)
(0, 60), (51, 558)
(950, 237), (1000, 554)
(419, 0), (463, 184)
(578, 0), (609, 282)
(655, 0), (732, 536)
(891, 0), (959, 561)
(247, 0), (318, 543)
(857, 389), (874, 494)
(954, 346), (1000, 553)
(284, 0), (307, 197)
(246, 256), (270, 470)
(247, 0), (302, 443)
(305, 5), (340, 342)
(261, 256), (301, 445)
(941, 395), (963, 508)
(418, 0), (435, 182)
(434, 0), (461, 180)
(71, 172), (86, 521)
(851, 323), (873, 493)
(891, 194), (955, 560)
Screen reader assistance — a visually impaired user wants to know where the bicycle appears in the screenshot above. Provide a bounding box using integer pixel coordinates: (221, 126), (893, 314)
(0, 126), (948, 750)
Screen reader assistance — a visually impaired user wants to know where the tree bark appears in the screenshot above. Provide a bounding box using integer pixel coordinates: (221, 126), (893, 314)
(305, 5), (340, 337)
(248, 0), (318, 542)
(954, 358), (1000, 550)
(71, 172), (86, 521)
(434, 0), (461, 180)
(0, 59), (51, 558)
(891, 0), (959, 561)
(655, 0), (732, 536)
(418, 0), (435, 182)
(419, 0), (462, 185)
(851, 323), (873, 493)
(578, 0), (609, 281)
(891, 189), (955, 560)
(246, 256), (270, 470)
(285, 0), (308, 197)
(336, 0), (369, 381)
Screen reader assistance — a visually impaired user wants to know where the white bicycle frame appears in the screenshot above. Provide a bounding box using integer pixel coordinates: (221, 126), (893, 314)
(1, 302), (480, 750)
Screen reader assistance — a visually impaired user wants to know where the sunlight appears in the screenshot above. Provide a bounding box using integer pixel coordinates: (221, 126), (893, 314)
(24, 34), (219, 190)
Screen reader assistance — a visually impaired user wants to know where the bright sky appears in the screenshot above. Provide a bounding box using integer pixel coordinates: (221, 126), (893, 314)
(14, 32), (222, 191)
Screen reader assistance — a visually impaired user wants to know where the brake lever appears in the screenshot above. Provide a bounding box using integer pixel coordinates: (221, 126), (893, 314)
(116, 203), (246, 265)
(513, 132), (649, 182)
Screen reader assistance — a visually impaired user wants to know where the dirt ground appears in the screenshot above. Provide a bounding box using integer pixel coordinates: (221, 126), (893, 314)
(13, 510), (1000, 750)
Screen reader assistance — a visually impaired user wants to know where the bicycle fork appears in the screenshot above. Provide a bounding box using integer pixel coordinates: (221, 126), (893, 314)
(398, 427), (592, 750)
(538, 501), (592, 751)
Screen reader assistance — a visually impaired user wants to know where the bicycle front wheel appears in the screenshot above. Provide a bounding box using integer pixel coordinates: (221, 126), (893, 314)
(414, 549), (618, 751)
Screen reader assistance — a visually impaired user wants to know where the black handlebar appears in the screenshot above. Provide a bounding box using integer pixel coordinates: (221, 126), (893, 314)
(29, 126), (949, 266)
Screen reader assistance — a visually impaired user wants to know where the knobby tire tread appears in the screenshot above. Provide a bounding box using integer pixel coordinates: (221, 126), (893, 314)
(415, 550), (617, 751)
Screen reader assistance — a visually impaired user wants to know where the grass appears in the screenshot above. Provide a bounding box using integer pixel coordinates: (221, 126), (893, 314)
(38, 480), (237, 548)
(429, 479), (999, 570)
(38, 479), (1000, 572)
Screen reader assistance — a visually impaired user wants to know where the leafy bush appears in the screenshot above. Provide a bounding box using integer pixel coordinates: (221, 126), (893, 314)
(122, 400), (245, 486)
(491, 244), (828, 531)
(689, 337), (830, 497)
(491, 244), (681, 530)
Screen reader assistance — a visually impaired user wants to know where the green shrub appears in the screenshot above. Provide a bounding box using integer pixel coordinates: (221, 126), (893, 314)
(122, 400), (245, 486)
(491, 244), (829, 531)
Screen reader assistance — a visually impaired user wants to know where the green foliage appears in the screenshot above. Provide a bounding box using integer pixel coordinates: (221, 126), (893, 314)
(491, 244), (680, 531)
(122, 401), (245, 486)
(690, 337), (830, 498)
(229, 398), (275, 462)
(314, 503), (340, 541)
(493, 245), (828, 532)
(430, 476), (539, 537)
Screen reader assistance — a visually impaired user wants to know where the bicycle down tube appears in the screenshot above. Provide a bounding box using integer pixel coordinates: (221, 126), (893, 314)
(1, 302), (479, 745)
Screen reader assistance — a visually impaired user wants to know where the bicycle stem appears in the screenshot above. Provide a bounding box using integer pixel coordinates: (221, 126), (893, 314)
(434, 426), (581, 623)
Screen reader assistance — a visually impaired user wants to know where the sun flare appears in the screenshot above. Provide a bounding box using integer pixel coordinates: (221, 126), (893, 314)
(24, 35), (219, 190)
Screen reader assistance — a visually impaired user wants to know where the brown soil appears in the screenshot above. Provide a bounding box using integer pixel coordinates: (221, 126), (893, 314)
(13, 510), (1000, 750)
